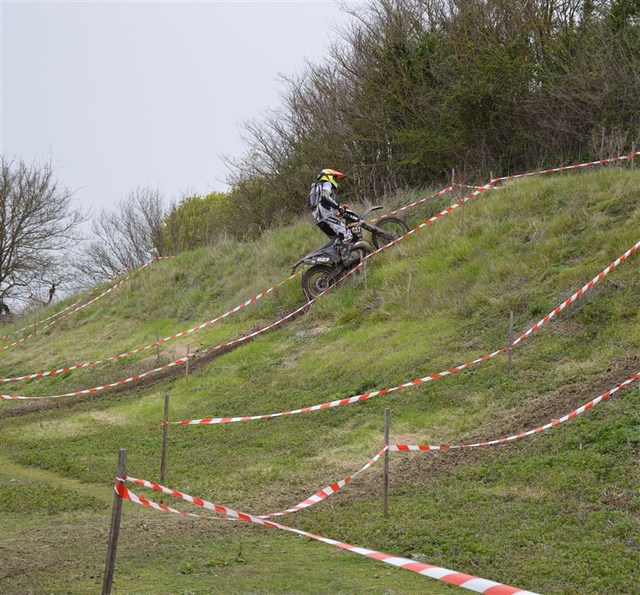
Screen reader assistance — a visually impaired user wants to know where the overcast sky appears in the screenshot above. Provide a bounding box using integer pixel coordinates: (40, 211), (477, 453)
(1, 0), (361, 217)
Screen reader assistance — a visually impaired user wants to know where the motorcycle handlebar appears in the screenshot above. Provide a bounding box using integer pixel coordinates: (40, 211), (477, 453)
(340, 205), (384, 220)
(341, 209), (361, 222)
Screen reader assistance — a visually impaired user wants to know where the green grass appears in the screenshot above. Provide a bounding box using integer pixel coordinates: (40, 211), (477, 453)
(1, 166), (639, 593)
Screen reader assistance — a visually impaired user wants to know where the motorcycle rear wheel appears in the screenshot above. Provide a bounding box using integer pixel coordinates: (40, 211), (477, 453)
(371, 216), (410, 249)
(302, 265), (336, 300)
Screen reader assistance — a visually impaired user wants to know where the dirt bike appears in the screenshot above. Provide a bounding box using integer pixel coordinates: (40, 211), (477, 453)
(291, 206), (410, 299)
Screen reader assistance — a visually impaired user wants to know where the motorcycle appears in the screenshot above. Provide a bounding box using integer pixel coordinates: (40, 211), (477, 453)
(291, 206), (410, 299)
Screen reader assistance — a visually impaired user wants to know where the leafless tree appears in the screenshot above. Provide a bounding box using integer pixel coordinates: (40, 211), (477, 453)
(0, 157), (85, 311)
(75, 187), (166, 282)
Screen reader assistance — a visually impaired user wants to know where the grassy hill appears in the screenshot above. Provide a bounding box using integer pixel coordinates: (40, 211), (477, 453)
(1, 165), (639, 594)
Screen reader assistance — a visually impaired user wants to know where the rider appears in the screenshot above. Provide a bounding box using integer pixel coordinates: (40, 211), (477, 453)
(306, 168), (353, 258)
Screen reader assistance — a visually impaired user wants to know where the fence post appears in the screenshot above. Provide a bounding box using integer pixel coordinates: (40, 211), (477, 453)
(632, 144), (636, 169)
(507, 310), (514, 375)
(383, 408), (390, 519)
(160, 394), (170, 484)
(102, 449), (127, 595)
(185, 345), (190, 382)
(156, 331), (161, 366)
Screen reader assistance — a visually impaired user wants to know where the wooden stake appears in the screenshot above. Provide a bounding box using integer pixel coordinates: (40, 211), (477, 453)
(364, 260), (368, 291)
(160, 394), (170, 484)
(102, 449), (127, 595)
(156, 330), (160, 366)
(406, 264), (414, 301)
(455, 168), (466, 234)
(508, 310), (514, 375)
(185, 345), (190, 381)
(383, 408), (390, 519)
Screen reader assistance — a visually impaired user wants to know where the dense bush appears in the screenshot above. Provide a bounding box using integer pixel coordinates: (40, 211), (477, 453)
(225, 0), (640, 233)
(159, 0), (640, 251)
(162, 192), (231, 252)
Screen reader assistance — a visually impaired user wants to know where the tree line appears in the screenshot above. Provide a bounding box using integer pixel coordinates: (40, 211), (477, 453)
(228, 0), (640, 231)
(156, 0), (640, 252)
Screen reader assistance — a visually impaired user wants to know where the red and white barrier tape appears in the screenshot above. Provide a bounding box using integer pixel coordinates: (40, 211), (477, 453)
(0, 298), (83, 342)
(258, 446), (387, 519)
(0, 263), (154, 352)
(245, 371), (640, 518)
(310, 152), (637, 305)
(266, 372), (640, 515)
(0, 175), (472, 377)
(1, 177), (467, 378)
(0, 274), (299, 383)
(158, 370), (639, 528)
(2, 154), (636, 396)
(0, 353), (195, 400)
(1, 183), (423, 383)
(0, 282), (321, 398)
(203, 299), (312, 356)
(2, 267), (140, 340)
(0, 296), (315, 398)
(490, 152), (637, 184)
(168, 371), (639, 521)
(2, 262), (152, 339)
(372, 151), (636, 225)
(0, 275), (134, 352)
(107, 264), (134, 281)
(510, 243), (640, 347)
(369, 183), (485, 222)
(101, 258), (171, 286)
(0, 257), (175, 350)
(3, 235), (636, 401)
(115, 481), (231, 521)
(116, 479), (536, 594)
(0, 175), (478, 380)
(0, 165), (491, 366)
(4, 151), (631, 376)
(172, 239), (639, 424)
(391, 372), (640, 452)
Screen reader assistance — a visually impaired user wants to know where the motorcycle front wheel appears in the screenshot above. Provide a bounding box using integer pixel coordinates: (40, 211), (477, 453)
(301, 265), (336, 300)
(371, 216), (410, 249)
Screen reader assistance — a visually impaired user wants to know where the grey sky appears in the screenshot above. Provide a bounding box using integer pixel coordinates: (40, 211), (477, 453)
(1, 0), (359, 217)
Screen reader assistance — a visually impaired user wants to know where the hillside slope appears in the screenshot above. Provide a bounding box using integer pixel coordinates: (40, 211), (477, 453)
(1, 166), (639, 594)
